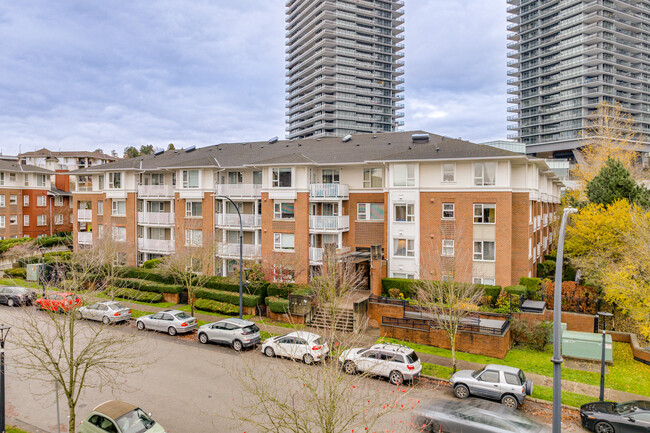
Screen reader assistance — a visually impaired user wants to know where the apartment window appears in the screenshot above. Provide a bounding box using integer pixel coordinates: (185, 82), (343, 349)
(36, 174), (46, 187)
(442, 239), (455, 257)
(442, 275), (453, 282)
(54, 196), (63, 206)
(0, 195), (4, 207)
(23, 215), (29, 226)
(108, 172), (122, 189)
(363, 168), (383, 188)
(474, 162), (496, 186)
(474, 241), (496, 261)
(37, 215), (46, 226)
(272, 168), (292, 188)
(0, 216), (4, 227)
(442, 203), (455, 219)
(392, 273), (415, 279)
(185, 229), (203, 247)
(112, 200), (126, 216)
(98, 174), (105, 189)
(321, 169), (339, 184)
(9, 195), (17, 205)
(24, 174), (29, 186)
(357, 203), (384, 221)
(37, 196), (46, 207)
(151, 173), (164, 185)
(473, 277), (496, 286)
(474, 204), (496, 224)
(394, 203), (414, 222)
(112, 226), (127, 242)
(0, 173), (3, 185)
(97, 200), (103, 215)
(97, 224), (103, 238)
(393, 164), (415, 187)
(9, 215), (17, 225)
(9, 173), (16, 182)
(253, 170), (262, 185)
(182, 170), (199, 188)
(442, 163), (456, 182)
(23, 195), (29, 207)
(274, 233), (295, 251)
(393, 238), (415, 257)
(227, 171), (242, 184)
(274, 202), (295, 219)
(185, 201), (203, 217)
(55, 214), (63, 225)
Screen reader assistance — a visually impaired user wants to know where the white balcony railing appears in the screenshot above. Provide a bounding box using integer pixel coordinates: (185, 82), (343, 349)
(309, 247), (323, 264)
(309, 183), (349, 200)
(138, 212), (174, 225)
(309, 215), (350, 231)
(77, 209), (92, 222)
(214, 213), (261, 228)
(216, 243), (262, 258)
(137, 238), (175, 254)
(216, 184), (262, 198)
(77, 232), (93, 245)
(137, 184), (175, 198)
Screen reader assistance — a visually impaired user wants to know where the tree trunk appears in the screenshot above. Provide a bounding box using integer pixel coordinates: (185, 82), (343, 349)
(68, 397), (76, 433)
(451, 337), (457, 374)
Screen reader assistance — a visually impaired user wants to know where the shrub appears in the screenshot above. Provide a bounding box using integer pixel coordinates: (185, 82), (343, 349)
(477, 284), (502, 299)
(266, 283), (310, 299)
(387, 288), (401, 298)
(115, 267), (171, 284)
(510, 318), (552, 351)
(543, 280), (598, 314)
(494, 290), (511, 314)
(111, 277), (184, 294)
(142, 258), (161, 269)
(536, 261), (556, 280)
(35, 233), (72, 248)
(204, 277), (268, 297)
(108, 287), (163, 303)
(519, 277), (541, 293)
(194, 298), (239, 315)
(0, 237), (31, 254)
(265, 296), (289, 314)
(382, 278), (417, 298)
(4, 267), (26, 278)
(505, 285), (527, 297)
(194, 287), (261, 307)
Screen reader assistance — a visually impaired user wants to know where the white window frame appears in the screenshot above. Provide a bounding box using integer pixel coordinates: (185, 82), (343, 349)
(363, 168), (383, 188)
(112, 200), (126, 216)
(97, 200), (103, 215)
(36, 174), (46, 187)
(442, 203), (455, 220)
(0, 195), (4, 207)
(473, 241), (496, 261)
(24, 174), (29, 186)
(474, 162), (497, 186)
(392, 273), (415, 279)
(23, 215), (29, 226)
(357, 203), (384, 221)
(181, 169), (200, 189)
(274, 201), (295, 220)
(55, 214), (63, 225)
(393, 238), (415, 257)
(0, 173), (3, 186)
(273, 233), (295, 252)
(108, 172), (122, 189)
(9, 215), (17, 225)
(442, 163), (456, 183)
(393, 203), (415, 223)
(185, 229), (203, 247)
(9, 195), (17, 205)
(442, 239), (455, 257)
(23, 195), (29, 207)
(392, 164), (415, 187)
(9, 173), (16, 183)
(112, 226), (127, 242)
(473, 203), (496, 224)
(37, 195), (46, 207)
(272, 168), (292, 188)
(0, 216), (4, 228)
(37, 215), (47, 226)
(185, 200), (203, 217)
(54, 196), (63, 206)
(473, 277), (496, 285)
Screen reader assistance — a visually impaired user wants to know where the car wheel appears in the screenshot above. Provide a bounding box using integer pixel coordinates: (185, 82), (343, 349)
(102, 316), (111, 325)
(168, 327), (177, 336)
(264, 346), (275, 357)
(501, 394), (518, 410)
(75, 311), (83, 320)
(594, 421), (614, 433)
(57, 307), (64, 314)
(454, 384), (470, 399)
(7, 299), (14, 307)
(232, 340), (243, 352)
(389, 370), (403, 385)
(198, 333), (209, 344)
(136, 321), (145, 330)
(343, 360), (357, 375)
(424, 419), (442, 433)
(303, 353), (314, 365)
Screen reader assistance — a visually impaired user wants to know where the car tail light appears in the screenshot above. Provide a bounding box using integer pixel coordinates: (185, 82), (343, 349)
(181, 322), (188, 327)
(312, 345), (321, 351)
(407, 365), (415, 370)
(522, 386), (525, 394)
(114, 312), (121, 316)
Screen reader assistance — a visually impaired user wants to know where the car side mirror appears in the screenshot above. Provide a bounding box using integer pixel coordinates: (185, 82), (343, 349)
(626, 417), (635, 423)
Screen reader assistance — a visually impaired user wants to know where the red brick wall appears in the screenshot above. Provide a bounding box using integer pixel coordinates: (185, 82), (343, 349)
(22, 189), (51, 238)
(0, 188), (23, 239)
(368, 301), (405, 328)
(514, 310), (596, 333)
(511, 193), (531, 282)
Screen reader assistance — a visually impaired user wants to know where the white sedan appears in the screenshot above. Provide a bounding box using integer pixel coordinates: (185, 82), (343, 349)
(77, 301), (132, 324)
(261, 331), (329, 364)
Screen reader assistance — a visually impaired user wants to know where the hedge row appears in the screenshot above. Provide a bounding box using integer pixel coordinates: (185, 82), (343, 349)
(267, 283), (312, 298)
(194, 287), (261, 308)
(115, 267), (172, 284)
(203, 277), (268, 297)
(265, 296), (289, 314)
(107, 286), (163, 303)
(504, 285), (527, 296)
(111, 277), (185, 294)
(4, 267), (26, 278)
(19, 251), (73, 266)
(142, 258), (161, 269)
(0, 237), (31, 254)
(35, 233), (72, 248)
(194, 299), (239, 315)
(382, 278), (502, 300)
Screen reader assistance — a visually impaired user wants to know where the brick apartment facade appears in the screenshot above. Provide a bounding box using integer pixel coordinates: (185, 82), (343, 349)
(70, 131), (562, 287)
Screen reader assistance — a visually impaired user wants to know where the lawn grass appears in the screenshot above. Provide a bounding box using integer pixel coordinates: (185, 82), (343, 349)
(260, 330), (279, 341)
(379, 337), (650, 397)
(129, 309), (151, 319)
(256, 318), (304, 330)
(94, 292), (176, 308)
(6, 426), (30, 433)
(532, 384), (594, 408)
(177, 304), (253, 320)
(0, 277), (44, 290)
(421, 362), (453, 379)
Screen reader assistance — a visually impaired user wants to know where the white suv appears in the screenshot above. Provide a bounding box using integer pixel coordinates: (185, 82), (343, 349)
(261, 331), (329, 364)
(339, 343), (422, 385)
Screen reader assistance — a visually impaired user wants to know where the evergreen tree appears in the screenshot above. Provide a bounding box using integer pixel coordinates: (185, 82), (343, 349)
(123, 146), (140, 158)
(139, 144), (154, 155)
(586, 158), (650, 208)
(167, 143), (175, 150)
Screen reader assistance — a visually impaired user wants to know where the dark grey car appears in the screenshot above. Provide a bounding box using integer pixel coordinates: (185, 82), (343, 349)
(449, 364), (533, 409)
(0, 286), (37, 306)
(197, 318), (261, 351)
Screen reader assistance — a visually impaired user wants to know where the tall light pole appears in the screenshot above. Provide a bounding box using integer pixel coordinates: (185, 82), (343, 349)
(217, 196), (243, 319)
(552, 207), (577, 433)
(597, 311), (613, 401)
(0, 324), (12, 433)
(39, 246), (46, 298)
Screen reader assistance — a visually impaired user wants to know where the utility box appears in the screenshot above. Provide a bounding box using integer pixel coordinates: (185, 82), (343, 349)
(26, 263), (45, 282)
(549, 322), (567, 344)
(562, 330), (613, 363)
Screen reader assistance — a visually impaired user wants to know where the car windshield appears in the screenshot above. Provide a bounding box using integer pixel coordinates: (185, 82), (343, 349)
(115, 408), (155, 433)
(110, 303), (127, 310)
(65, 295), (76, 300)
(471, 367), (486, 378)
(242, 325), (259, 333)
(406, 351), (419, 364)
(518, 370), (526, 385)
(314, 337), (325, 345)
(616, 401), (639, 415)
(174, 312), (191, 320)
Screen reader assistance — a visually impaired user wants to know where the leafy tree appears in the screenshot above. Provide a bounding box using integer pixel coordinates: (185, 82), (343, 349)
(110, 149), (118, 157)
(586, 158), (650, 208)
(167, 143), (175, 150)
(139, 144), (154, 155)
(123, 146), (140, 158)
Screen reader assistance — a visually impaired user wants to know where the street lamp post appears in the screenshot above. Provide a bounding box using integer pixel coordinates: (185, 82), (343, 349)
(552, 207), (577, 433)
(0, 324), (12, 433)
(40, 246), (46, 298)
(217, 196), (243, 320)
(597, 311), (613, 401)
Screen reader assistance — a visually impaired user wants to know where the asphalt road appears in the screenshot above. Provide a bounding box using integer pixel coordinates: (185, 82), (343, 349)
(0, 306), (584, 433)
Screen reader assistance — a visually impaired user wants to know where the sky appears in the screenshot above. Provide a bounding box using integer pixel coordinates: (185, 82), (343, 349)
(0, 1), (510, 156)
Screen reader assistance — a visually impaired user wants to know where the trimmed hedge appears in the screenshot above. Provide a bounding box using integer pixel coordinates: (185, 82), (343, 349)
(35, 233), (72, 248)
(382, 278), (501, 300)
(476, 284), (502, 299)
(0, 237), (31, 254)
(519, 277), (541, 293)
(504, 285), (527, 296)
(142, 258), (161, 269)
(267, 283), (310, 299)
(194, 287), (261, 307)
(111, 277), (185, 294)
(115, 267), (171, 284)
(4, 267), (26, 278)
(108, 287), (163, 303)
(194, 298), (239, 315)
(265, 296), (289, 314)
(19, 251), (72, 266)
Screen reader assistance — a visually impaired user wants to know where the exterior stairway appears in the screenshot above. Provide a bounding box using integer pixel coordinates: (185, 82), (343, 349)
(310, 307), (355, 333)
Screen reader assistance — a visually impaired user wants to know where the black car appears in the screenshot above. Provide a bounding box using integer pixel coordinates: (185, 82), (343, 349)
(580, 400), (650, 433)
(0, 286), (38, 306)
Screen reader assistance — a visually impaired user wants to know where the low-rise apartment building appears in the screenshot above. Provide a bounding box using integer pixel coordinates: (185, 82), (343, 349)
(70, 131), (562, 287)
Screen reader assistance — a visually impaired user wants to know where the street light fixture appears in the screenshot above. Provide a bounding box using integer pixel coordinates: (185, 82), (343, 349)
(39, 245), (46, 298)
(597, 311), (613, 401)
(0, 324), (12, 433)
(217, 196), (244, 320)
(552, 207), (577, 433)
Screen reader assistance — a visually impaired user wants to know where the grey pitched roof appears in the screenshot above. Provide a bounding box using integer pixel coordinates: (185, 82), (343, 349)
(0, 159), (55, 174)
(18, 148), (118, 161)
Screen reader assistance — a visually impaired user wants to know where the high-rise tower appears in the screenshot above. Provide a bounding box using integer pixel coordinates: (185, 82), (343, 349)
(507, 0), (650, 159)
(285, 0), (405, 140)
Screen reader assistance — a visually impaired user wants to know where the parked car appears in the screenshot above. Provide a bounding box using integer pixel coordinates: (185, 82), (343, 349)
(77, 301), (132, 324)
(339, 343), (422, 385)
(136, 309), (197, 335)
(580, 400), (650, 433)
(415, 399), (550, 433)
(449, 364), (533, 409)
(0, 286), (37, 306)
(261, 331), (328, 364)
(34, 292), (82, 313)
(78, 399), (165, 433)
(197, 318), (261, 351)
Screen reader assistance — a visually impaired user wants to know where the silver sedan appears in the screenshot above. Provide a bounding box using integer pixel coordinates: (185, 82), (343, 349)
(77, 301), (132, 324)
(136, 309), (198, 336)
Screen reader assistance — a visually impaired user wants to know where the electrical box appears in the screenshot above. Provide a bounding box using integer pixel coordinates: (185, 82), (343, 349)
(26, 263), (45, 282)
(562, 330), (613, 363)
